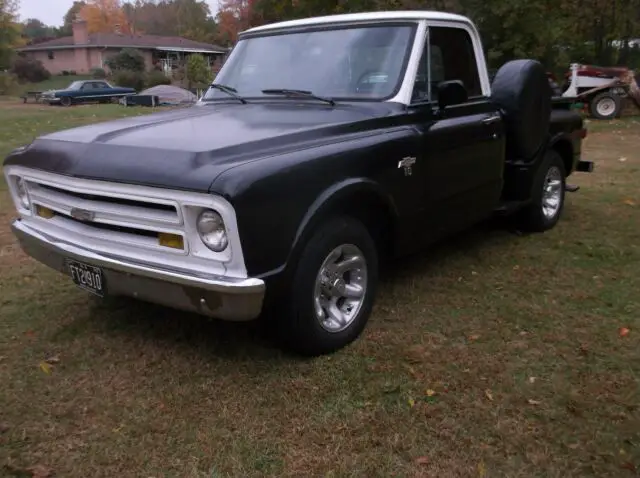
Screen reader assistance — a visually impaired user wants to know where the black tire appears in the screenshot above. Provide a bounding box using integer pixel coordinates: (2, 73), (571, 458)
(276, 216), (379, 356)
(60, 96), (72, 107)
(589, 91), (621, 120)
(518, 150), (566, 232)
(490, 59), (552, 160)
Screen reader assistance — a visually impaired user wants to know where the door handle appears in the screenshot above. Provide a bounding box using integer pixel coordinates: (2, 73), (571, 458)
(483, 115), (501, 125)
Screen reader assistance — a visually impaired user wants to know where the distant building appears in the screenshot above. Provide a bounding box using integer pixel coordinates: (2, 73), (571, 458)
(16, 19), (229, 76)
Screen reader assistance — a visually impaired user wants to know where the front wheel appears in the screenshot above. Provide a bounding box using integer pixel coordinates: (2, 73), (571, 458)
(276, 216), (379, 356)
(60, 96), (72, 107)
(590, 91), (621, 120)
(518, 150), (566, 232)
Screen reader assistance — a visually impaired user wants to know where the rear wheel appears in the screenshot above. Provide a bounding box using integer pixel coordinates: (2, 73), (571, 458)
(518, 150), (566, 232)
(276, 216), (379, 356)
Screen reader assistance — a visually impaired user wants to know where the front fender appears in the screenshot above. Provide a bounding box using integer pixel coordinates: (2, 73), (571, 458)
(286, 177), (398, 267)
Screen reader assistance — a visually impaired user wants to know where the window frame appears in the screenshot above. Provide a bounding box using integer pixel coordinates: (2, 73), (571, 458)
(409, 21), (489, 108)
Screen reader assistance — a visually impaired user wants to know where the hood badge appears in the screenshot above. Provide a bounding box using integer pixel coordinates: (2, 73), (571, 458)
(398, 156), (416, 176)
(70, 207), (95, 222)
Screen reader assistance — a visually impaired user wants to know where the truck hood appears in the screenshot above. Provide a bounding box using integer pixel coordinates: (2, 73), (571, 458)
(5, 101), (395, 192)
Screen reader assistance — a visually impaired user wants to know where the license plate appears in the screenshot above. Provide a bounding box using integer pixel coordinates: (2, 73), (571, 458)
(66, 260), (105, 296)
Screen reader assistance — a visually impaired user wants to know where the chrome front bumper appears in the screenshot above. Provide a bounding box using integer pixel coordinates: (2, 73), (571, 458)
(11, 219), (265, 321)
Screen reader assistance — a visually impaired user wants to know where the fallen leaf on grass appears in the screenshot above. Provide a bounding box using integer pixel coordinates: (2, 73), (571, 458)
(425, 389), (436, 397)
(39, 362), (52, 375)
(408, 398), (415, 408)
(26, 464), (54, 478)
(528, 377), (537, 384)
(568, 443), (579, 450)
(619, 157), (628, 162)
(623, 199), (635, 206)
(621, 462), (637, 473)
(44, 356), (60, 365)
(485, 390), (494, 401)
(620, 327), (630, 337)
(414, 456), (430, 465)
(468, 334), (480, 341)
(528, 399), (542, 406)
(478, 461), (486, 477)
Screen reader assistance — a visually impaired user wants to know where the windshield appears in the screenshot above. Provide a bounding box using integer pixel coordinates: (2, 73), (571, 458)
(203, 24), (416, 101)
(67, 81), (84, 90)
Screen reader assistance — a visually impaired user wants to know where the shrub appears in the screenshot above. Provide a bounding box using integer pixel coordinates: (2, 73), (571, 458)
(61, 70), (70, 76)
(91, 67), (107, 79)
(69, 70), (77, 75)
(112, 70), (145, 91)
(186, 54), (212, 89)
(105, 48), (145, 73)
(0, 72), (19, 95)
(145, 70), (171, 88)
(10, 57), (51, 83)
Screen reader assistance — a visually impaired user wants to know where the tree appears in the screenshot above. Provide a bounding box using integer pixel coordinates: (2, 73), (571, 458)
(104, 48), (145, 71)
(186, 53), (212, 89)
(60, 1), (86, 36)
(22, 18), (57, 44)
(80, 0), (132, 34)
(0, 0), (23, 70)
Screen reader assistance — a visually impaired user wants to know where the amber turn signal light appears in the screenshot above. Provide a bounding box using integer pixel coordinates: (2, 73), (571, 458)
(158, 233), (184, 249)
(36, 205), (55, 219)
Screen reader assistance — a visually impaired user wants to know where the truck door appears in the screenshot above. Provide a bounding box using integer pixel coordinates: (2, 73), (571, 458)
(411, 25), (505, 243)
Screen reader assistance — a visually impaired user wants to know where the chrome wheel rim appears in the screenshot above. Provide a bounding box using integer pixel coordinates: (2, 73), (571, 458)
(596, 97), (616, 117)
(542, 166), (563, 219)
(313, 244), (368, 333)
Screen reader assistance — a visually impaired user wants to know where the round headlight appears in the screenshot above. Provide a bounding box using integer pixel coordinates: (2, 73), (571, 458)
(16, 177), (30, 209)
(197, 210), (228, 252)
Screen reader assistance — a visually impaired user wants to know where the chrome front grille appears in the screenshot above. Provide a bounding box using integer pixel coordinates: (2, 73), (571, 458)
(24, 176), (186, 254)
(5, 165), (248, 279)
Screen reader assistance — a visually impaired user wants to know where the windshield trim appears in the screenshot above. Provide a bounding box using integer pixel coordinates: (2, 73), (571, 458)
(209, 21), (418, 104)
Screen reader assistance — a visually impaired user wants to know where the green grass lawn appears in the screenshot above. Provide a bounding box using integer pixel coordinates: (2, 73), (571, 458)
(0, 102), (639, 477)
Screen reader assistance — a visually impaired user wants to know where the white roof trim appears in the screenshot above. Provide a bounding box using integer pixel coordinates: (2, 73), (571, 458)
(154, 47), (226, 54)
(241, 10), (473, 35)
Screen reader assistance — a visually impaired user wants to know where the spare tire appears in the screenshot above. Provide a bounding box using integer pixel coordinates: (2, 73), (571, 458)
(490, 59), (552, 161)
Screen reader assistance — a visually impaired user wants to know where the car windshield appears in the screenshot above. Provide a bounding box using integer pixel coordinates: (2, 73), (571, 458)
(203, 24), (416, 102)
(67, 81), (84, 90)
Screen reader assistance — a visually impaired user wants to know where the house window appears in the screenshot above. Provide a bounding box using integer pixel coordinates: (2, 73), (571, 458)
(47, 51), (55, 60)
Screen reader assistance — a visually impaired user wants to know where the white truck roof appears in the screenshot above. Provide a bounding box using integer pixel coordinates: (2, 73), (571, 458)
(242, 10), (474, 35)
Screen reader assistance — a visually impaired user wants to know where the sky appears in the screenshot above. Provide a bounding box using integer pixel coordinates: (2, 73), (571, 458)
(18, 0), (221, 26)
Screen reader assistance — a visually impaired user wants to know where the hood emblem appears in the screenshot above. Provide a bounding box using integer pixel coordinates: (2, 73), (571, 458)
(398, 156), (416, 176)
(70, 207), (95, 222)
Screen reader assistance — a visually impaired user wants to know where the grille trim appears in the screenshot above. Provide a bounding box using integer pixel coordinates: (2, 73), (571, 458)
(4, 166), (250, 279)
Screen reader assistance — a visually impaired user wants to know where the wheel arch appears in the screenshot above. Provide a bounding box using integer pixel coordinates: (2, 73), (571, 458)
(288, 178), (399, 269)
(550, 136), (574, 175)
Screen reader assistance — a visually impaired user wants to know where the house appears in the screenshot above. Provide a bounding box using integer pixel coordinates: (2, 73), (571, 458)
(16, 19), (229, 77)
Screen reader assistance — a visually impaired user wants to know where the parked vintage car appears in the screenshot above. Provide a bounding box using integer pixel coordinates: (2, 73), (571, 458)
(40, 80), (137, 106)
(5, 11), (594, 356)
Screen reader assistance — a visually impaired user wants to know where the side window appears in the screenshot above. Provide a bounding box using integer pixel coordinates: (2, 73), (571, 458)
(430, 26), (482, 99)
(411, 26), (482, 103)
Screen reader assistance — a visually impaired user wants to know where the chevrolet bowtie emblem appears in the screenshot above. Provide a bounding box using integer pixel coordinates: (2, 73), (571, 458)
(398, 156), (416, 176)
(70, 207), (95, 222)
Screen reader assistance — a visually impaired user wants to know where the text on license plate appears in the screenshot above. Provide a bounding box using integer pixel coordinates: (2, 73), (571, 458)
(66, 260), (105, 296)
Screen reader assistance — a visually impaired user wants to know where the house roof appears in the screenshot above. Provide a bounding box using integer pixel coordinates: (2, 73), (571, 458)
(18, 33), (228, 54)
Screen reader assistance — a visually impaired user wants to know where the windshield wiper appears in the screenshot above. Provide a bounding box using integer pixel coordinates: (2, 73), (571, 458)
(261, 88), (335, 106)
(208, 83), (247, 104)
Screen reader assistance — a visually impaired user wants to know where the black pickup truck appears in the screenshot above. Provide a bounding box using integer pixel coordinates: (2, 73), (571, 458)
(4, 11), (593, 356)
